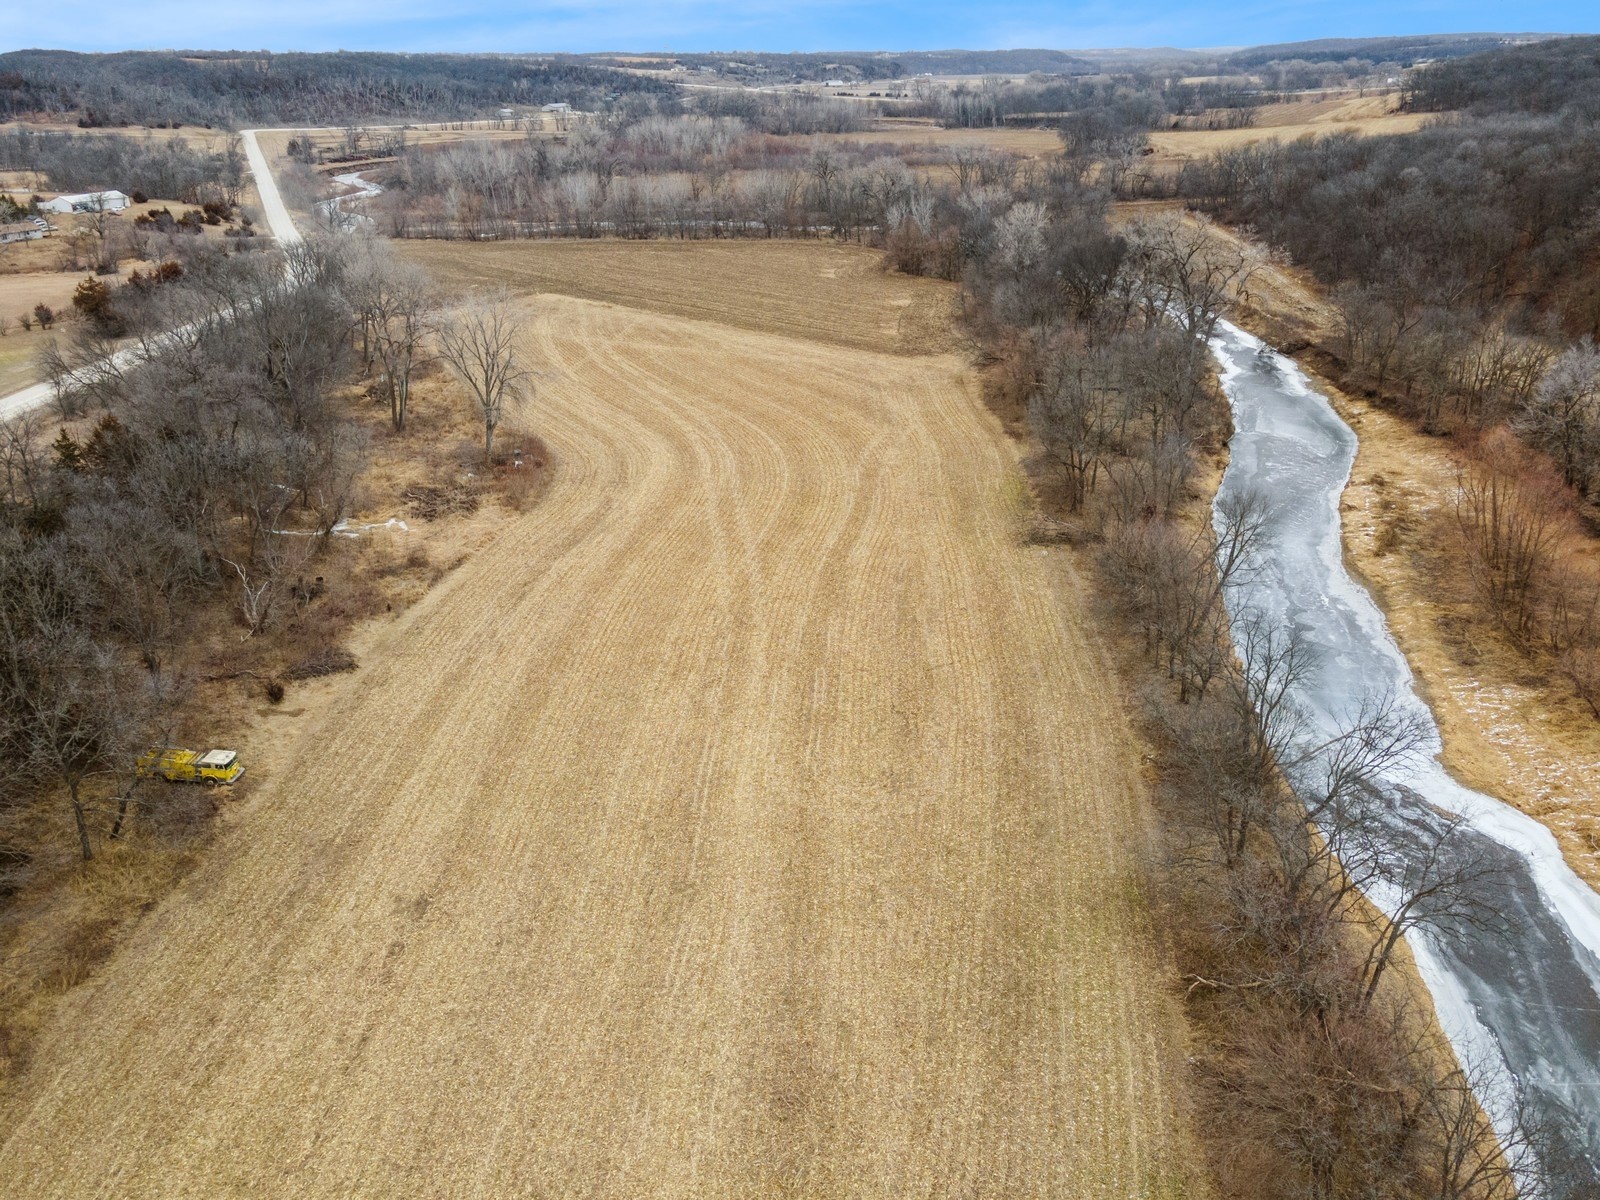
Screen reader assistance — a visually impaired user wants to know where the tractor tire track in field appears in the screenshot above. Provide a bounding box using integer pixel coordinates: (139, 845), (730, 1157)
(0, 285), (1187, 1197)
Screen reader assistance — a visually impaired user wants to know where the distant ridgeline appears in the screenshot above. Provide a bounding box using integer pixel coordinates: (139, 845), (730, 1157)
(610, 49), (1100, 82)
(0, 36), (1586, 133)
(0, 50), (676, 129)
(1223, 32), (1566, 69)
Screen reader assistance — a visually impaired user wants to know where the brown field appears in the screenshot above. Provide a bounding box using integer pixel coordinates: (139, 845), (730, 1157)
(0, 336), (41, 395)
(0, 243), (1190, 1196)
(0, 272), (94, 393)
(0, 270), (83, 319)
(252, 118), (576, 165)
(401, 238), (960, 356)
(1148, 93), (1436, 164)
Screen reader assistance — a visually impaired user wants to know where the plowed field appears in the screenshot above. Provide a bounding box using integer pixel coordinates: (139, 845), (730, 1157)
(0, 245), (1187, 1197)
(400, 239), (959, 356)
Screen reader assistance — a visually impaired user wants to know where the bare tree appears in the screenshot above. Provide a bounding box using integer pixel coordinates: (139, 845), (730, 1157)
(1126, 214), (1259, 343)
(1352, 810), (1509, 1013)
(1028, 338), (1123, 511)
(1455, 428), (1567, 642)
(436, 289), (530, 463)
(347, 240), (436, 431)
(1421, 1055), (1548, 1199)
(0, 535), (156, 859)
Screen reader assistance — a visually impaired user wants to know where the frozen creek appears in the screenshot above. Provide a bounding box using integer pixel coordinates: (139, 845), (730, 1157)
(1210, 320), (1600, 1190)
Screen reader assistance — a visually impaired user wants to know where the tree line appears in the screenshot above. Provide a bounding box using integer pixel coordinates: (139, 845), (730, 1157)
(0, 128), (246, 204)
(374, 112), (941, 242)
(0, 50), (674, 129)
(1, 231), (530, 873)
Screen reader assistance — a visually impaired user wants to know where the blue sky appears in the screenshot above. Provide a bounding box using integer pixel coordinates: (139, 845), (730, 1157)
(8, 0), (1597, 55)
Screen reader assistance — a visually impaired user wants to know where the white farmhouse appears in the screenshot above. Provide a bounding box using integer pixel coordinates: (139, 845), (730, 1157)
(40, 190), (131, 215)
(540, 102), (572, 113)
(0, 220), (44, 244)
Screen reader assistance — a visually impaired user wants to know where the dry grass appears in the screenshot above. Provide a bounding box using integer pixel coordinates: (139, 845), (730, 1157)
(1329, 387), (1600, 889)
(0, 329), (47, 394)
(1147, 94), (1435, 165)
(0, 122), (237, 152)
(251, 119), (574, 169)
(0, 254), (1192, 1195)
(1198, 211), (1600, 889)
(399, 237), (961, 356)
(0, 272), (85, 393)
(0, 271), (88, 316)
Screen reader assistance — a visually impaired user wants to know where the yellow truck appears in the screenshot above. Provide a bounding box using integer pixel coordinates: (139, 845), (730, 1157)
(137, 747), (246, 786)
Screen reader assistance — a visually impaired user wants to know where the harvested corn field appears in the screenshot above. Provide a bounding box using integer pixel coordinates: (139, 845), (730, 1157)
(0, 251), (1189, 1197)
(400, 238), (959, 355)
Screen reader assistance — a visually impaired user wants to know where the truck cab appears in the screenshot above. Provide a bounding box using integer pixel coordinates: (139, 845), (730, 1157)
(137, 747), (246, 786)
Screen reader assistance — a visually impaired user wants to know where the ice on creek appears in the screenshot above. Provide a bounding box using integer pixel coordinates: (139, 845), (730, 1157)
(1210, 319), (1600, 1187)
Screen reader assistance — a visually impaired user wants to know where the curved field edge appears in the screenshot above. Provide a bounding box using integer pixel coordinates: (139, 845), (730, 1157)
(397, 238), (961, 357)
(0, 266), (1194, 1196)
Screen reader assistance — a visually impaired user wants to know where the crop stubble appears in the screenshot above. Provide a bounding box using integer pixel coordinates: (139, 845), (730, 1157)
(0, 246), (1185, 1197)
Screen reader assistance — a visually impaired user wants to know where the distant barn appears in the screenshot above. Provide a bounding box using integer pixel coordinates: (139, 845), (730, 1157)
(40, 190), (131, 215)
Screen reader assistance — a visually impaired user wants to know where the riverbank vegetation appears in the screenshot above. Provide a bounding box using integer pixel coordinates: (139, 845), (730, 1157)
(1173, 36), (1600, 732)
(943, 147), (1578, 1194)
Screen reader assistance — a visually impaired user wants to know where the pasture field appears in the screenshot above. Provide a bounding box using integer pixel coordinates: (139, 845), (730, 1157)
(0, 242), (1190, 1196)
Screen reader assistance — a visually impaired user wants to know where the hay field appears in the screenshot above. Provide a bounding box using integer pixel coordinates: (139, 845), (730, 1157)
(401, 238), (959, 356)
(0, 245), (1188, 1197)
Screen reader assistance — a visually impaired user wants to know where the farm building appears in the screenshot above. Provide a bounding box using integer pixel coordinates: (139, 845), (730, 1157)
(39, 190), (131, 215)
(540, 102), (572, 113)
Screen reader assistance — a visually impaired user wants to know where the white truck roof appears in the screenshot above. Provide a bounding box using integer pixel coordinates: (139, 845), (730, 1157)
(197, 749), (237, 768)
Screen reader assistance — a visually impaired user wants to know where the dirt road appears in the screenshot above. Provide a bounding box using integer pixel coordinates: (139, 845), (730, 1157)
(0, 276), (1187, 1196)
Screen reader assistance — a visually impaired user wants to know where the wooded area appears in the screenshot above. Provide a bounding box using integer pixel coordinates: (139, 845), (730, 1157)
(0, 51), (673, 128)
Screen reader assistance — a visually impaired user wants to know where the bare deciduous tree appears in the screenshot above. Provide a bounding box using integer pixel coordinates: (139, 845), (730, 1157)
(1126, 213), (1259, 343)
(0, 535), (157, 859)
(347, 240), (436, 432)
(1455, 428), (1567, 642)
(437, 289), (530, 463)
